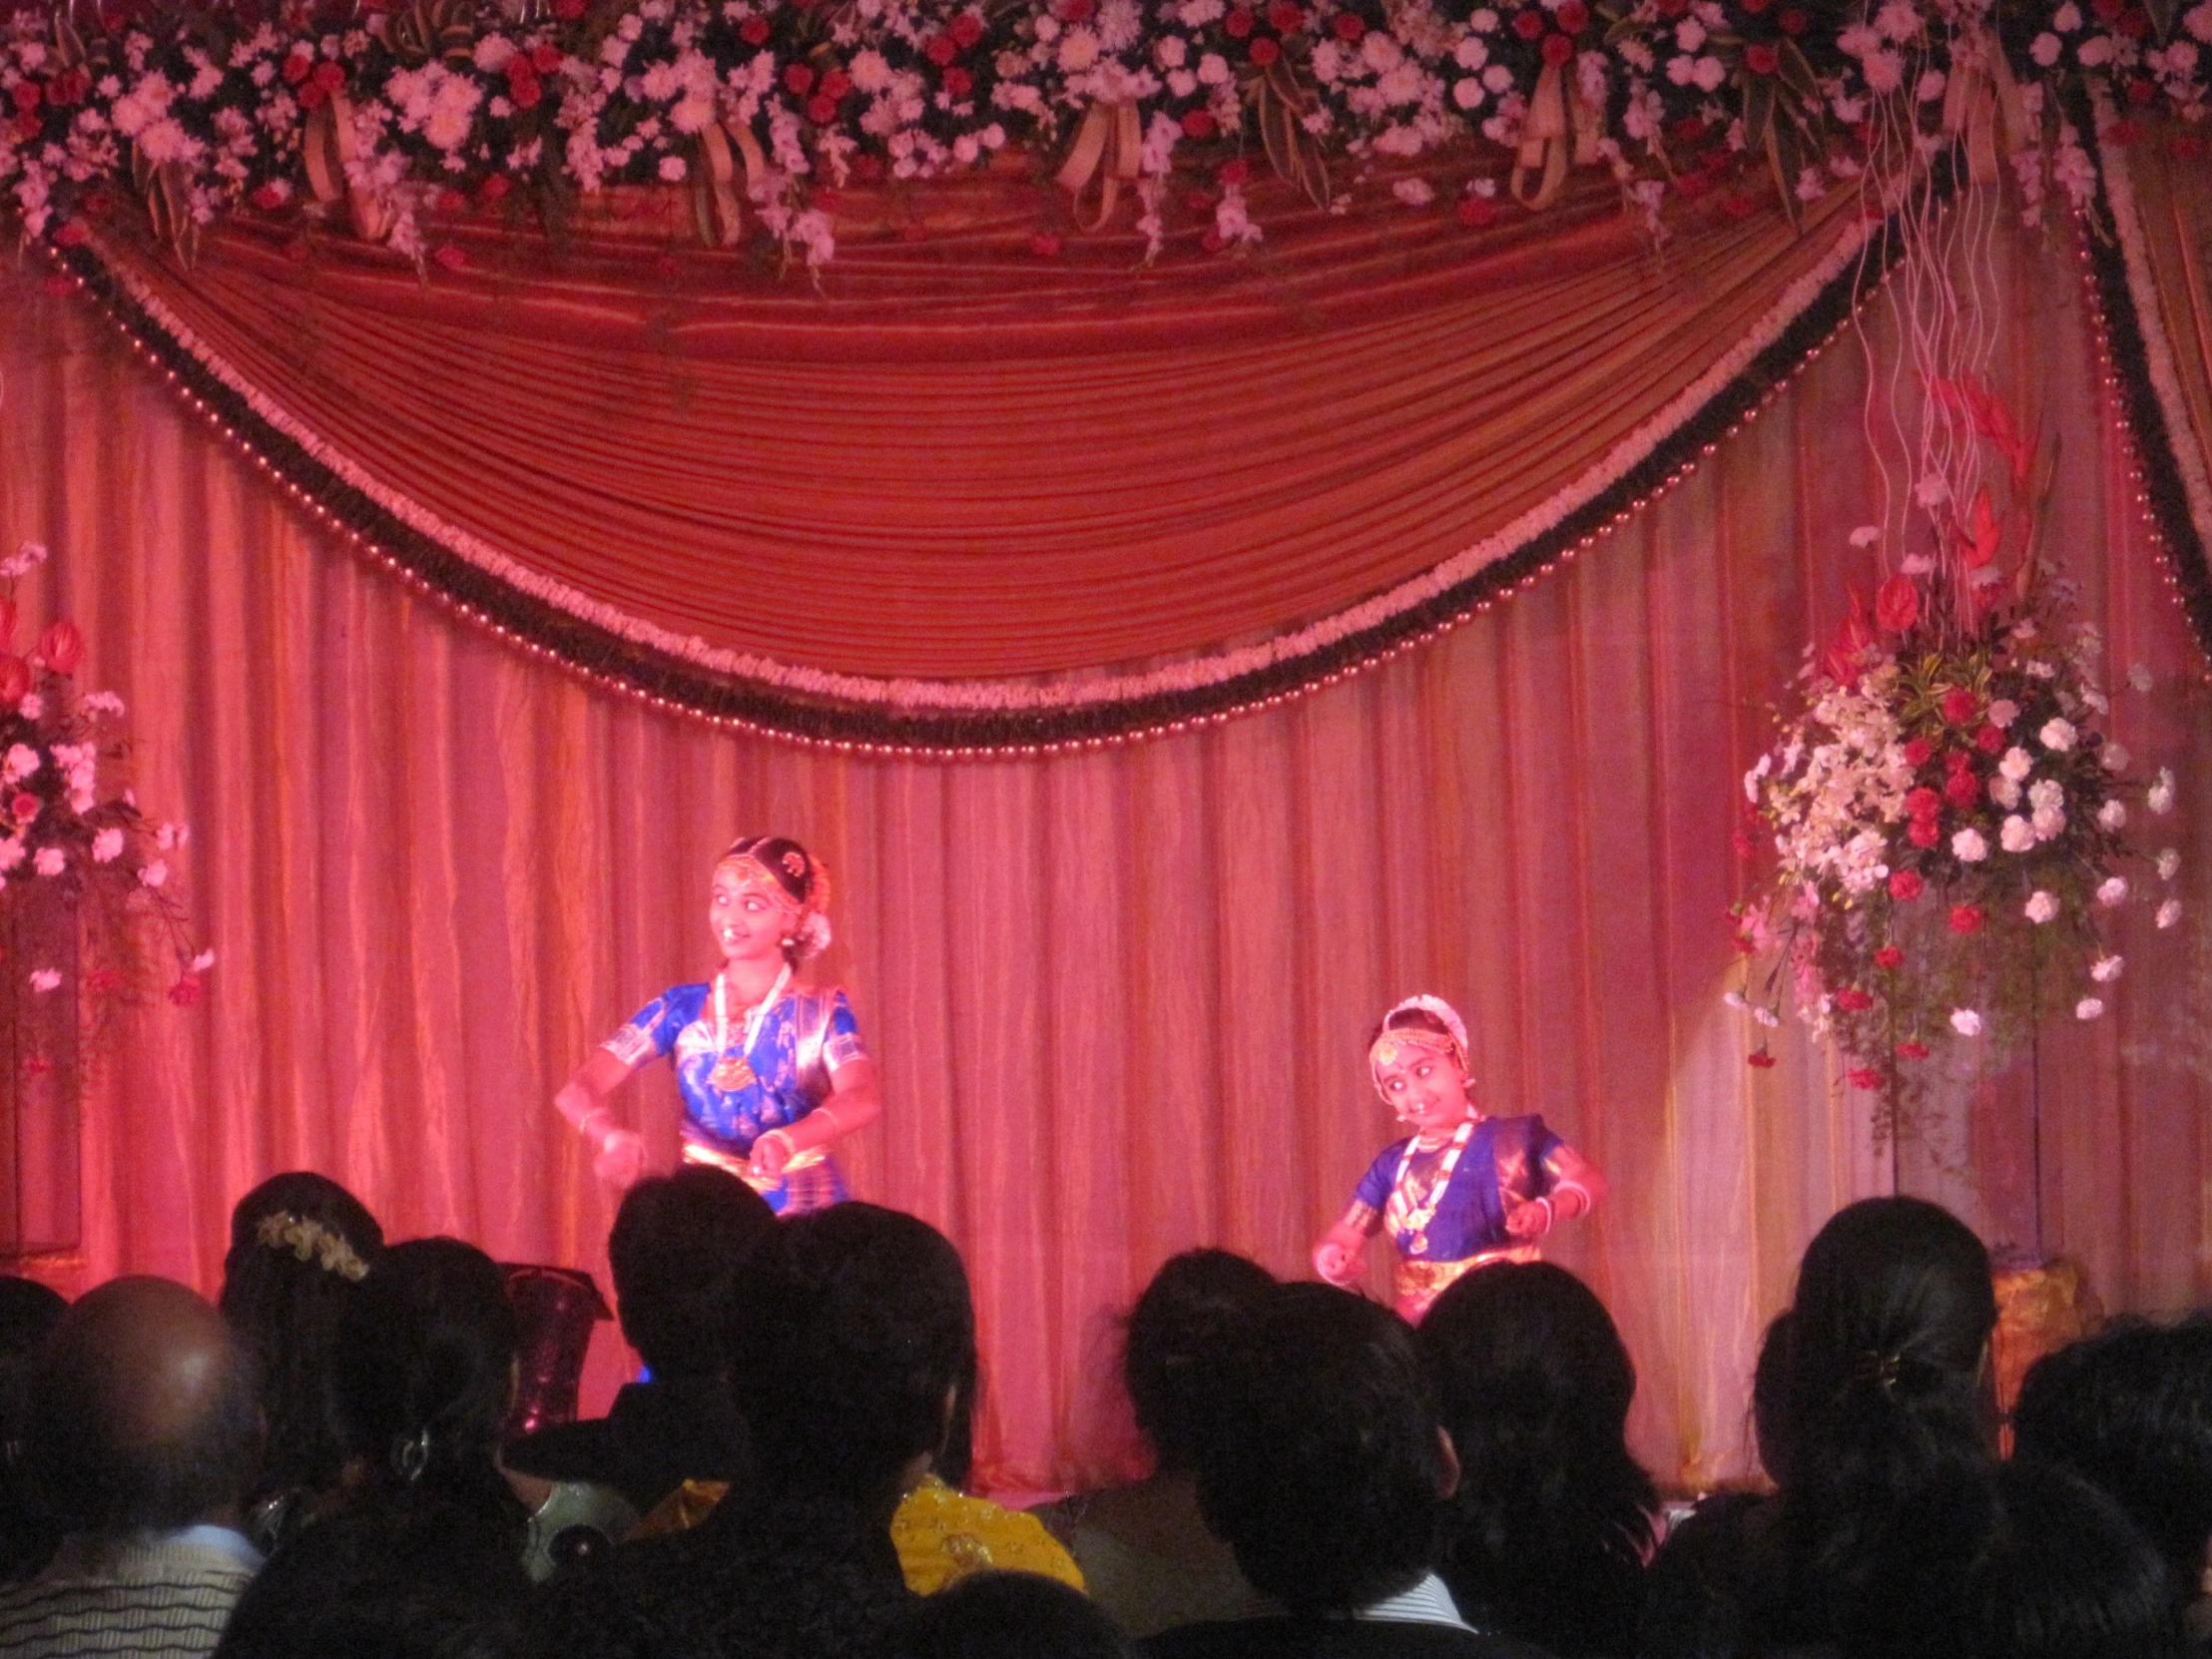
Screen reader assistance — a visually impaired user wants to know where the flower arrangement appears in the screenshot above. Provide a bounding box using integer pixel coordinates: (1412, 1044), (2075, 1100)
(0, 540), (212, 1078)
(1731, 380), (2183, 1129)
(0, 0), (2203, 272)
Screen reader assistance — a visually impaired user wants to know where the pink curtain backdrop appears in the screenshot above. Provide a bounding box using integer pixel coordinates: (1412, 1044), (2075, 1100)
(1, 218), (2207, 1496)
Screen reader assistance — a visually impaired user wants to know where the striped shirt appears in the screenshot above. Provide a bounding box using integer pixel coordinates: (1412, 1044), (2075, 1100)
(0, 1527), (261, 1657)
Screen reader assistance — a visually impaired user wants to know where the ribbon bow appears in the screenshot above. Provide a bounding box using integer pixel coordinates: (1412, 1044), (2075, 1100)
(130, 142), (198, 263)
(375, 0), (480, 68)
(1250, 58), (1330, 209)
(1055, 99), (1143, 231)
(1509, 60), (1602, 211)
(1941, 24), (2030, 188)
(302, 92), (392, 243)
(694, 115), (769, 247)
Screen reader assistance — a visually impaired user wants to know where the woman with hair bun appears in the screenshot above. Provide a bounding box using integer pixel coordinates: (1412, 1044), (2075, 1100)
(551, 833), (880, 1213)
(1311, 994), (1603, 1322)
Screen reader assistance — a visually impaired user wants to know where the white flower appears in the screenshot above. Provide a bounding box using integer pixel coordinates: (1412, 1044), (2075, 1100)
(2031, 31), (2062, 65)
(2001, 816), (2037, 853)
(2000, 747), (2033, 783)
(0, 839), (20, 872)
(2158, 848), (2181, 880)
(1197, 51), (1231, 85)
(1752, 1006), (1780, 1029)
(1849, 525), (1881, 548)
(658, 155), (687, 181)
(1057, 28), (1100, 71)
(1723, 990), (1748, 1010)
(2129, 661), (2155, 691)
(2076, 996), (2105, 1021)
(91, 828), (123, 863)
(1154, 33), (1188, 67)
(2039, 718), (2077, 753)
(1951, 828), (1989, 863)
(139, 859), (169, 888)
(1690, 55), (1726, 92)
(18, 695), (42, 722)
(2104, 743), (2130, 773)
(849, 49), (892, 93)
(1391, 178), (1433, 206)
(2024, 889), (2059, 923)
(1674, 17), (1707, 50)
(1, 746), (39, 784)
(2157, 898), (2184, 929)
(1989, 776), (2022, 810)
(2096, 875), (2129, 906)
(2056, 2), (2084, 28)
(1454, 35), (1488, 69)
(2149, 768), (2176, 815)
(27, 970), (59, 994)
(2032, 806), (2066, 841)
(1453, 77), (1486, 108)
(1987, 699), (2019, 729)
(2097, 799), (2128, 830)
(2189, 0), (2212, 40)
(80, 692), (124, 719)
(1950, 1008), (1984, 1037)
(2090, 954), (2124, 983)
(2078, 34), (2114, 66)
(474, 35), (517, 73)
(191, 949), (217, 973)
(32, 848), (63, 877)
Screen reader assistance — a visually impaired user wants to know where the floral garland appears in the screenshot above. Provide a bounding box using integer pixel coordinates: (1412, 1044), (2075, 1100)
(2, 0), (2209, 269)
(0, 539), (213, 1077)
(255, 1209), (370, 1280)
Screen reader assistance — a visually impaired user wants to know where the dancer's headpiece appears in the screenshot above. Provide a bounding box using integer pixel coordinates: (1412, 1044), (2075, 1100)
(717, 833), (833, 959)
(1368, 993), (1470, 1081)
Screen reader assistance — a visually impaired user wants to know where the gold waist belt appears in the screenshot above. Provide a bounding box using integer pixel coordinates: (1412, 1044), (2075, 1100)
(1392, 1244), (1540, 1302)
(682, 1138), (827, 1195)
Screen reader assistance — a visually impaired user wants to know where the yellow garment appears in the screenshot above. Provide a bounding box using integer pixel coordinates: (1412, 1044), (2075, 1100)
(627, 1473), (1087, 1598)
(891, 1474), (1086, 1595)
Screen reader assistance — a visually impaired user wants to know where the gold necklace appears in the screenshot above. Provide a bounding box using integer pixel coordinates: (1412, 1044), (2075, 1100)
(710, 963), (791, 1093)
(1389, 1116), (1474, 1258)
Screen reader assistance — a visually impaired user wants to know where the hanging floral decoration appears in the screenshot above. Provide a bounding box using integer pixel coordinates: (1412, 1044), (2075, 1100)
(0, 0), (2205, 271)
(0, 540), (213, 1075)
(1729, 381), (2185, 1132)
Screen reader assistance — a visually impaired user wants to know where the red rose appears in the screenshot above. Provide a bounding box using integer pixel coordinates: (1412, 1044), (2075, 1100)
(281, 50), (312, 85)
(1184, 187), (1214, 212)
(806, 91), (835, 121)
(250, 182), (288, 213)
(1657, 0), (1689, 14)
(783, 61), (817, 95)
(1909, 818), (1940, 848)
(1943, 772), (1979, 813)
(507, 69), (541, 109)
(1059, 0), (1097, 19)
(2091, 0), (2124, 18)
(924, 31), (958, 63)
(1890, 869), (1925, 900)
(1939, 687), (1978, 726)
(2127, 77), (2156, 105)
(0, 601), (17, 647)
(1456, 193), (1498, 228)
(1779, 7), (1808, 31)
(169, 975), (204, 1008)
(1217, 157), (1251, 185)
(1555, 0), (1589, 30)
(1511, 7), (1545, 38)
(1028, 232), (1063, 258)
(552, 0), (586, 16)
(851, 152), (885, 181)
(478, 173), (512, 203)
(531, 42), (565, 73)
(430, 243), (467, 272)
(1744, 42), (1780, 75)
(1671, 116), (1707, 142)
(1973, 724), (2005, 755)
(740, 15), (772, 42)
(1674, 172), (1709, 200)
(37, 620), (81, 678)
(1836, 988), (1875, 1011)
(1333, 11), (1366, 39)
(84, 966), (122, 994)
(1226, 7), (1256, 35)
(2175, 135), (2208, 161)
(1848, 1068), (1883, 1090)
(1747, 1050), (1778, 1069)
(1268, 0), (1304, 30)
(940, 65), (973, 96)
(1876, 574), (1919, 636)
(1540, 31), (1574, 64)
(2118, 7), (2152, 37)
(1741, 0), (1771, 11)
(2108, 118), (2142, 145)
(1906, 786), (1941, 821)
(1949, 903), (1983, 935)
(1896, 1040), (1931, 1060)
(820, 68), (853, 99)
(950, 11), (986, 46)
(1181, 108), (1218, 139)
(9, 794), (36, 825)
(1903, 736), (1936, 769)
(311, 59), (347, 93)
(9, 81), (40, 116)
(1249, 35), (1283, 64)
(1875, 945), (1905, 969)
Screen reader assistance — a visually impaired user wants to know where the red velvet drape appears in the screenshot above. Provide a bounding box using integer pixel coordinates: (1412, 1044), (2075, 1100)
(1, 214), (2207, 1496)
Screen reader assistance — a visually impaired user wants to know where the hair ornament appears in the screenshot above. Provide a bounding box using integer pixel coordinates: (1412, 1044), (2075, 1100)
(1852, 1348), (1908, 1400)
(1384, 994), (1469, 1054)
(256, 1211), (370, 1283)
(393, 1426), (432, 1484)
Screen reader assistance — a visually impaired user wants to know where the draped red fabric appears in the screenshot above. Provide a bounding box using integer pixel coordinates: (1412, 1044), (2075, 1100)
(2, 216), (2208, 1497)
(92, 175), (1863, 682)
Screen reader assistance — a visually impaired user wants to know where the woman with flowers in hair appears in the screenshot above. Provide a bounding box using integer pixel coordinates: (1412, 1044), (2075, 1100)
(552, 834), (879, 1215)
(1311, 995), (1604, 1323)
